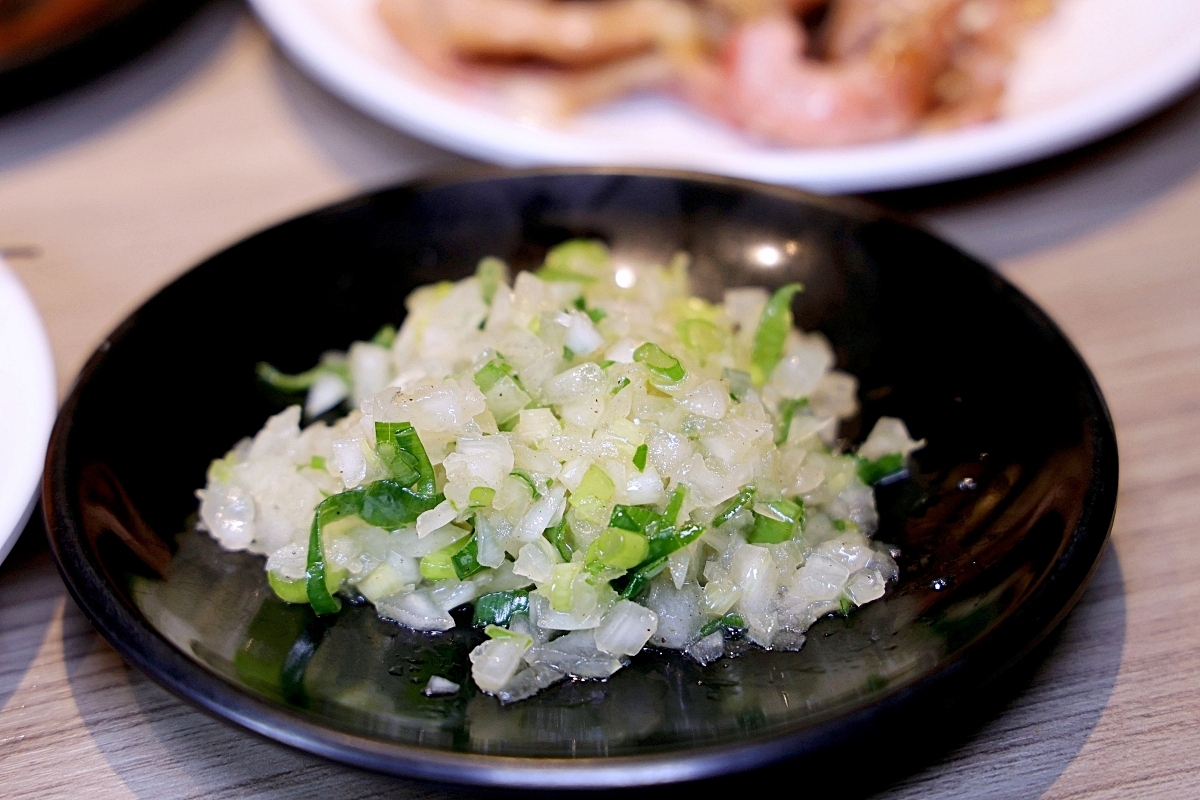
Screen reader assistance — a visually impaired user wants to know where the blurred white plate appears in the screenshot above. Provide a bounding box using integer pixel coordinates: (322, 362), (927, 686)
(0, 259), (55, 565)
(250, 0), (1200, 193)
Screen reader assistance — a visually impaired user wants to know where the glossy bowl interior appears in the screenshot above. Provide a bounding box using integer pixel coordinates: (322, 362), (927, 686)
(44, 170), (1117, 788)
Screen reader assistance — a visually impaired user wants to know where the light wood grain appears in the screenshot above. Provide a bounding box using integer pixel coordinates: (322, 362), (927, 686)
(1, 3), (1199, 797)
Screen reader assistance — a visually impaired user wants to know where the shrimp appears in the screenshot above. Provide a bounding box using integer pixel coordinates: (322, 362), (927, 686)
(709, 3), (962, 146)
(378, 0), (700, 68)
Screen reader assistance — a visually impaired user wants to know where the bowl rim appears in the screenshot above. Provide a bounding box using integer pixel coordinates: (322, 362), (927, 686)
(42, 166), (1119, 788)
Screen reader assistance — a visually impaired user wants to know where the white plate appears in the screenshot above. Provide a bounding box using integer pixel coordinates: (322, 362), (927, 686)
(250, 0), (1200, 193)
(0, 259), (56, 565)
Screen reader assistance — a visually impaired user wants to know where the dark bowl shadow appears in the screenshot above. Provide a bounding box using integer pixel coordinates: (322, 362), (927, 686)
(43, 169), (1119, 789)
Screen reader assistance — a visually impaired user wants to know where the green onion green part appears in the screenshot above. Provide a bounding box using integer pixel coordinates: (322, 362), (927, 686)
(856, 452), (907, 485)
(476, 256), (507, 305)
(632, 444), (648, 472)
(699, 613), (746, 638)
(472, 591), (530, 627)
(451, 536), (486, 580)
(543, 518), (574, 562)
(751, 283), (803, 385)
(714, 486), (756, 528)
(633, 342), (687, 383)
(775, 397), (810, 445)
(586, 527), (650, 570)
(370, 325), (397, 348)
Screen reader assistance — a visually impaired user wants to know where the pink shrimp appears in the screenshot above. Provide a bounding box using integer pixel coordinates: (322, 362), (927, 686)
(709, 5), (960, 146)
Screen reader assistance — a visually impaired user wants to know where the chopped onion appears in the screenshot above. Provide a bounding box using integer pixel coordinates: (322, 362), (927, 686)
(594, 600), (658, 656)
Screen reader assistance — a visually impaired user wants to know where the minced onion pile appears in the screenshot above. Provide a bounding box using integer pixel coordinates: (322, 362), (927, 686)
(197, 240), (923, 703)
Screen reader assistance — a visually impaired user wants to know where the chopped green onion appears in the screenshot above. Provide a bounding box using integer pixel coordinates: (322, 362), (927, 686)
(678, 318), (727, 354)
(632, 444), (649, 472)
(839, 595), (854, 615)
(714, 486), (756, 528)
(256, 362), (335, 393)
(509, 470), (542, 500)
(751, 283), (803, 386)
(856, 452), (907, 485)
(306, 490), (368, 614)
(569, 466), (615, 523)
(537, 239), (609, 283)
(586, 527), (650, 570)
(586, 307), (607, 323)
(699, 613), (746, 638)
(618, 520), (706, 600)
(451, 536), (486, 580)
(612, 376), (630, 394)
(310, 455), (326, 471)
(357, 480), (442, 528)
(476, 256), (508, 305)
(474, 359), (516, 393)
(371, 324), (397, 348)
(469, 486), (496, 508)
(609, 504), (664, 534)
(747, 499), (804, 544)
(633, 342), (687, 384)
(374, 422), (420, 486)
(543, 517), (574, 562)
(573, 296), (586, 310)
(664, 484), (687, 526)
(563, 346), (575, 361)
(268, 572), (309, 604)
(473, 590), (529, 627)
(599, 360), (615, 369)
(775, 397), (810, 445)
(421, 536), (470, 581)
(619, 557), (668, 600)
(644, 521), (704, 565)
(375, 422), (436, 495)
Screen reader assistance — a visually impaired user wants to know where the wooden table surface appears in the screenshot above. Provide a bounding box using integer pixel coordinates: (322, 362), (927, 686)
(2, 3), (1198, 797)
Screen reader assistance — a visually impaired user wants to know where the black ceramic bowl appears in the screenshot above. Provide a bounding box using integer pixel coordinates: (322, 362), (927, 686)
(44, 169), (1117, 789)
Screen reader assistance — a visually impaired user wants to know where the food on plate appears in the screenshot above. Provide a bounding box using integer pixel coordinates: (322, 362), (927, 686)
(376, 0), (1050, 145)
(196, 240), (923, 702)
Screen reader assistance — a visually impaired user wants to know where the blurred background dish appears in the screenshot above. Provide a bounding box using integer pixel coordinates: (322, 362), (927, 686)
(0, 256), (55, 566)
(0, 0), (207, 111)
(248, 0), (1200, 192)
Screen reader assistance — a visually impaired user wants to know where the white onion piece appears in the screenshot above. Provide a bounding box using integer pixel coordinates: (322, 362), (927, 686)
(525, 630), (623, 679)
(858, 416), (925, 461)
(424, 676), (460, 696)
(330, 438), (367, 488)
(416, 500), (457, 537)
(594, 600), (658, 656)
(529, 592), (604, 630)
(443, 435), (514, 491)
(680, 380), (729, 420)
(469, 637), (531, 693)
(603, 338), (639, 364)
(513, 539), (558, 583)
(306, 373), (349, 419)
(376, 589), (455, 631)
(266, 542), (306, 581)
(544, 363), (607, 404)
(473, 513), (506, 568)
(564, 311), (605, 356)
(348, 342), (393, 405)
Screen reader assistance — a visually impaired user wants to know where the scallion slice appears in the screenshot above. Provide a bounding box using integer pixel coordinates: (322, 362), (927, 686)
(633, 342), (686, 384)
(751, 283), (803, 385)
